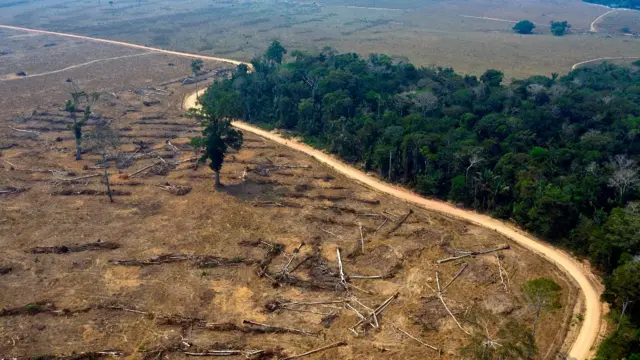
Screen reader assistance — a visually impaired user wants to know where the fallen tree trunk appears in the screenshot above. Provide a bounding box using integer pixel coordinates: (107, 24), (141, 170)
(280, 341), (347, 360)
(386, 209), (413, 235)
(437, 244), (510, 264)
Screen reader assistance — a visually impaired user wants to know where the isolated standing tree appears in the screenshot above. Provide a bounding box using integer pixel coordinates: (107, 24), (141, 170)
(550, 21), (570, 36)
(191, 59), (203, 78)
(65, 83), (89, 160)
(522, 278), (561, 341)
(188, 86), (244, 187)
(513, 20), (536, 34)
(88, 122), (119, 202)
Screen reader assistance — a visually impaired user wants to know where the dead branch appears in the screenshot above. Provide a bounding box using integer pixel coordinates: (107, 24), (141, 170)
(3, 159), (18, 170)
(350, 293), (398, 334)
(318, 227), (341, 238)
(9, 126), (40, 136)
(349, 275), (383, 279)
(156, 183), (192, 196)
(106, 305), (150, 315)
(58, 173), (102, 182)
(277, 242), (305, 280)
(495, 253), (509, 292)
(442, 263), (468, 291)
(129, 160), (163, 178)
(166, 140), (180, 153)
(387, 209), (413, 235)
(374, 218), (388, 234)
(279, 341), (347, 360)
(391, 324), (440, 352)
(242, 320), (316, 336)
(176, 156), (197, 164)
(288, 255), (311, 275)
(0, 186), (27, 196)
(184, 350), (242, 356)
(436, 272), (471, 335)
(337, 248), (348, 291)
(358, 223), (365, 253)
(436, 244), (510, 264)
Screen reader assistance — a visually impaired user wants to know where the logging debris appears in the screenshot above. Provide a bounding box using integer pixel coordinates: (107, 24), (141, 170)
(51, 189), (132, 196)
(0, 186), (27, 195)
(109, 253), (256, 267)
(242, 320), (317, 336)
(156, 182), (192, 196)
(30, 240), (120, 254)
(253, 200), (303, 208)
(25, 351), (123, 360)
(0, 302), (91, 317)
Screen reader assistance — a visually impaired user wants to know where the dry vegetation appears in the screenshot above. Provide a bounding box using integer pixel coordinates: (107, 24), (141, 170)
(0, 38), (583, 359)
(0, 0), (638, 79)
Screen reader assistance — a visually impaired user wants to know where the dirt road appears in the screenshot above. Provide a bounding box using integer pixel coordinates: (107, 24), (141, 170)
(1, 23), (602, 360)
(0, 25), (249, 68)
(572, 56), (640, 70)
(0, 52), (155, 82)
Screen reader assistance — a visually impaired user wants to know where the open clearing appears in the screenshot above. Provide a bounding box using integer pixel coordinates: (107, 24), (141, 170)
(0, 34), (583, 359)
(0, 0), (638, 79)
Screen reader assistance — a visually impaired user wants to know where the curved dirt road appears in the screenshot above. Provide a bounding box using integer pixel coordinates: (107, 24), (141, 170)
(0, 23), (602, 360)
(185, 91), (601, 360)
(590, 9), (618, 32)
(572, 56), (640, 70)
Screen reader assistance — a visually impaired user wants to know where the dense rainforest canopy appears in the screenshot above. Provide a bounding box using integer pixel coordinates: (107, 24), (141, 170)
(201, 42), (640, 358)
(583, 0), (640, 10)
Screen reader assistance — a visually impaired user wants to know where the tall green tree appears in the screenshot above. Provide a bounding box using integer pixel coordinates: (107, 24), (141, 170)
(65, 82), (89, 160)
(550, 21), (570, 36)
(513, 20), (536, 34)
(189, 83), (244, 187)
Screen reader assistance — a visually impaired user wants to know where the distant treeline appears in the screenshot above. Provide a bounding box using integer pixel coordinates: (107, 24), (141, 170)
(583, 0), (640, 10)
(201, 42), (640, 359)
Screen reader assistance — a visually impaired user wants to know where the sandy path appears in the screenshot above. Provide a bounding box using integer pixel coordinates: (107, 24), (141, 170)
(0, 52), (155, 82)
(0, 25), (248, 67)
(185, 89), (602, 360)
(0, 23), (602, 360)
(459, 15), (518, 23)
(571, 56), (640, 70)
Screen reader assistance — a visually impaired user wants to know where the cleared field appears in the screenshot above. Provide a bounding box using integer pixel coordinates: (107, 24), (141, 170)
(0, 29), (231, 122)
(0, 39), (580, 359)
(0, 0), (638, 79)
(595, 9), (640, 33)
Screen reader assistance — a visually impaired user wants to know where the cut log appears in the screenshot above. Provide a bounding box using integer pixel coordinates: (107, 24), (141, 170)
(437, 244), (510, 264)
(242, 320), (316, 336)
(386, 209), (413, 235)
(280, 341), (347, 360)
(129, 160), (163, 178)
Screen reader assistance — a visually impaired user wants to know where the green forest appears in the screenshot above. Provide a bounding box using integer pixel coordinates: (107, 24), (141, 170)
(583, 0), (640, 10)
(199, 42), (640, 359)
